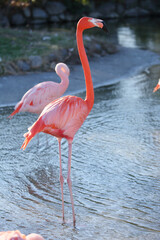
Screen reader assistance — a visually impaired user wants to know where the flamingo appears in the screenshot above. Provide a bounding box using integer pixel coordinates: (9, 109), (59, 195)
(21, 17), (108, 226)
(0, 230), (44, 240)
(9, 63), (70, 118)
(153, 79), (160, 92)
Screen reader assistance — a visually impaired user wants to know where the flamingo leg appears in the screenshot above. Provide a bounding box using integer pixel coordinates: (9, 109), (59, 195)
(67, 141), (76, 226)
(58, 138), (65, 223)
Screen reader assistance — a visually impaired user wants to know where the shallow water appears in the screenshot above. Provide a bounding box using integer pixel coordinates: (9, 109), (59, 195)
(1, 18), (160, 239)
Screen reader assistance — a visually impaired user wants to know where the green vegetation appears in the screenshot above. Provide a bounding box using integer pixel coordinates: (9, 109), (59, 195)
(0, 27), (75, 62)
(0, 0), (92, 7)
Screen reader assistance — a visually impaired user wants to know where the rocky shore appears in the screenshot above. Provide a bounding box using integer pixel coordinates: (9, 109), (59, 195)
(0, 0), (160, 27)
(1, 0), (160, 76)
(1, 47), (160, 106)
(0, 34), (118, 76)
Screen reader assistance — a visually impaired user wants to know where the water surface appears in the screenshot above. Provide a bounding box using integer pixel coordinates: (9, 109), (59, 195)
(0, 18), (160, 239)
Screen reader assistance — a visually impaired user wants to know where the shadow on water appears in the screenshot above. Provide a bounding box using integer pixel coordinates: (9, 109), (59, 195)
(1, 18), (160, 239)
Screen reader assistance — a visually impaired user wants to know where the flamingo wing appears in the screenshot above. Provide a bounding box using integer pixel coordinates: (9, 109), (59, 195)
(41, 95), (89, 139)
(20, 81), (60, 114)
(21, 95), (89, 149)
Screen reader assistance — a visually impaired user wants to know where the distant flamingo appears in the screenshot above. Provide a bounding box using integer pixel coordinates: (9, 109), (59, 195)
(21, 17), (108, 226)
(153, 79), (160, 92)
(0, 230), (44, 240)
(9, 63), (70, 118)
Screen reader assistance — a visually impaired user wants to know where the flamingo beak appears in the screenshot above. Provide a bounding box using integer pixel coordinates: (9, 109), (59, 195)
(102, 21), (109, 33)
(153, 83), (160, 93)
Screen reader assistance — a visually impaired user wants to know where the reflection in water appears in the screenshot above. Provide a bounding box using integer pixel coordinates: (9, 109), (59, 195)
(118, 27), (137, 48)
(108, 17), (160, 53)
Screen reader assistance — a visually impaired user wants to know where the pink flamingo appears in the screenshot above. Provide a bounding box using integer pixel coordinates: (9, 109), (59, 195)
(153, 79), (160, 92)
(9, 63), (70, 118)
(21, 17), (108, 226)
(0, 230), (44, 240)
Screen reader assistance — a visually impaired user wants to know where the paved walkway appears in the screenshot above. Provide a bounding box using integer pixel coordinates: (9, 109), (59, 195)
(0, 47), (160, 106)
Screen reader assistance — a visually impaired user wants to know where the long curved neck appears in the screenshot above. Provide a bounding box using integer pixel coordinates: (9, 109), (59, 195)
(76, 24), (94, 111)
(59, 74), (69, 95)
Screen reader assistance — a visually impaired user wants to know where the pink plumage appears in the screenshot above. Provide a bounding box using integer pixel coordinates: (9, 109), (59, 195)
(0, 230), (44, 240)
(9, 63), (70, 118)
(21, 95), (88, 149)
(21, 17), (107, 226)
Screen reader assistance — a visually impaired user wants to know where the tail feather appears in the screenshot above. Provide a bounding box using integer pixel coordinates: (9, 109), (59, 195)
(8, 102), (23, 119)
(21, 117), (44, 150)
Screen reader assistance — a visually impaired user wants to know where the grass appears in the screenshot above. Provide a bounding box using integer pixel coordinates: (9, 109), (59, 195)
(0, 27), (76, 62)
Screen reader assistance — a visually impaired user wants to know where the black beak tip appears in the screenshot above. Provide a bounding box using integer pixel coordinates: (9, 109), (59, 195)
(102, 21), (109, 33)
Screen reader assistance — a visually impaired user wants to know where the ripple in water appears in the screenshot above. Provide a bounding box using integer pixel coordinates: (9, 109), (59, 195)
(1, 65), (160, 239)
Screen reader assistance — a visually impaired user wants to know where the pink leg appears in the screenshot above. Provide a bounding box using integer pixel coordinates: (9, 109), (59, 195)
(58, 138), (65, 223)
(67, 141), (76, 227)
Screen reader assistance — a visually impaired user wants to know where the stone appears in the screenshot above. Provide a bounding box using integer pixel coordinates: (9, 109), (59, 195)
(32, 8), (48, 19)
(49, 15), (60, 23)
(4, 62), (17, 75)
(60, 48), (68, 59)
(89, 11), (103, 19)
(103, 42), (119, 54)
(97, 2), (119, 19)
(42, 36), (51, 41)
(138, 8), (150, 16)
(0, 10), (9, 27)
(140, 0), (158, 13)
(45, 1), (66, 15)
(23, 7), (31, 18)
(30, 19), (47, 25)
(125, 0), (138, 9)
(65, 48), (80, 64)
(29, 55), (43, 69)
(88, 42), (102, 55)
(48, 53), (57, 62)
(0, 64), (5, 75)
(11, 13), (26, 26)
(59, 13), (65, 21)
(17, 60), (30, 71)
(116, 3), (125, 16)
(0, 15), (9, 27)
(107, 12), (119, 19)
(124, 7), (150, 17)
(50, 62), (56, 70)
(98, 2), (115, 16)
(65, 13), (74, 22)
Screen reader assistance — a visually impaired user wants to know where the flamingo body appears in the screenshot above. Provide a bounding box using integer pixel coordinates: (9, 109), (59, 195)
(9, 63), (70, 117)
(22, 95), (89, 149)
(21, 17), (107, 226)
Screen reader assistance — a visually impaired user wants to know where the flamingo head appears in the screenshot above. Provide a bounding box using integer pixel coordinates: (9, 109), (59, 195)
(153, 79), (160, 93)
(55, 63), (70, 77)
(77, 17), (108, 32)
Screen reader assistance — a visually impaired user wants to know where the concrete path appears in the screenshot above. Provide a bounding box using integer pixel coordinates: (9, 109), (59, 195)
(0, 47), (160, 106)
